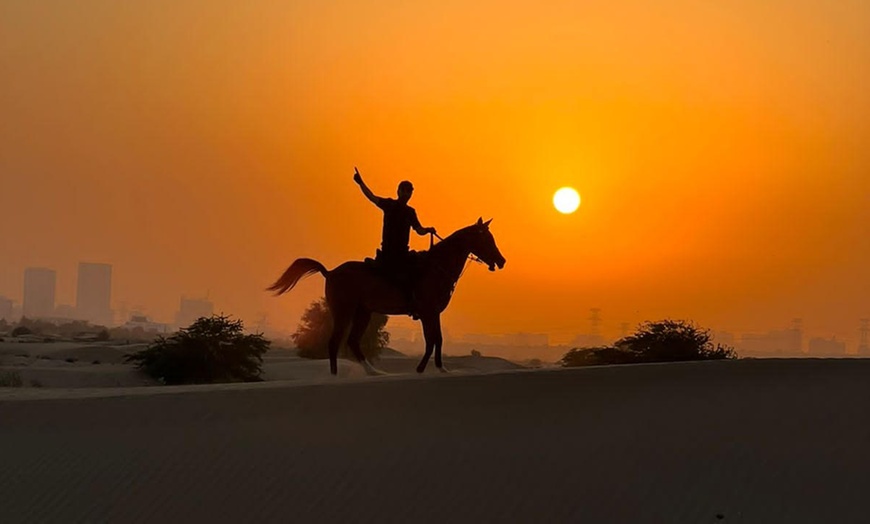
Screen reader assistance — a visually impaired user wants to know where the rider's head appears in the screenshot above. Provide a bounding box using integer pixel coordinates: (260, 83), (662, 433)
(397, 181), (414, 203)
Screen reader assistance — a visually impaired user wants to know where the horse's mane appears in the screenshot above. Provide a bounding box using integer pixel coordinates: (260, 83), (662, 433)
(427, 224), (476, 256)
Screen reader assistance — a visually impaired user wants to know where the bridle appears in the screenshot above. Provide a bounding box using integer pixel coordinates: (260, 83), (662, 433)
(427, 231), (489, 298)
(429, 231), (487, 267)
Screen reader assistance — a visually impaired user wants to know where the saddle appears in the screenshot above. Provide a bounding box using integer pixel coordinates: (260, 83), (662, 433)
(363, 250), (429, 319)
(364, 249), (424, 282)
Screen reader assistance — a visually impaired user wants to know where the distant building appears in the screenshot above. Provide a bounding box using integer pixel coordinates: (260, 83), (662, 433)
(0, 296), (13, 321)
(859, 320), (870, 356)
(388, 325), (420, 343)
(739, 328), (803, 356)
(570, 333), (607, 348)
(23, 267), (56, 319)
(76, 262), (113, 326)
(54, 304), (77, 320)
(461, 332), (550, 347)
(123, 314), (169, 334)
(175, 297), (214, 328)
(808, 337), (847, 356)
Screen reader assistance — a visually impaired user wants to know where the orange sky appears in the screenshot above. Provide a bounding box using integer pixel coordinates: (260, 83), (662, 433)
(2, 0), (868, 345)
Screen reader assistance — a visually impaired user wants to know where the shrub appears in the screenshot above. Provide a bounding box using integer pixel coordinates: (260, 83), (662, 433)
(125, 314), (270, 385)
(562, 320), (737, 367)
(618, 320), (737, 362)
(11, 326), (33, 337)
(0, 371), (23, 388)
(292, 298), (389, 360)
(561, 345), (639, 367)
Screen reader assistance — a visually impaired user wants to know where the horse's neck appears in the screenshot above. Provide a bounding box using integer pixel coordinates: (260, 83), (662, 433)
(430, 240), (470, 285)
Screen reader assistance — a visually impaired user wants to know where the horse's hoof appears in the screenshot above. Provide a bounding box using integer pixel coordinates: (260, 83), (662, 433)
(362, 361), (387, 376)
(438, 366), (450, 374)
(416, 365), (426, 374)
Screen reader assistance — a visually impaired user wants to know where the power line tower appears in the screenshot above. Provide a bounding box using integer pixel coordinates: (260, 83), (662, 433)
(589, 308), (602, 339)
(255, 312), (269, 335)
(859, 319), (870, 355)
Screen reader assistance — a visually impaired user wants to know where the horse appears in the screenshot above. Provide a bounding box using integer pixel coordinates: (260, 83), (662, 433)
(268, 217), (506, 375)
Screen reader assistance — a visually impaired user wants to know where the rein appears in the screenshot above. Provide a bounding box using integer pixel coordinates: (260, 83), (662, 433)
(427, 231), (486, 297)
(429, 232), (487, 266)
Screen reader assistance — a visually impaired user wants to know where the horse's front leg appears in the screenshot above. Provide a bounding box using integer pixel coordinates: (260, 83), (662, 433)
(431, 314), (448, 372)
(416, 314), (440, 374)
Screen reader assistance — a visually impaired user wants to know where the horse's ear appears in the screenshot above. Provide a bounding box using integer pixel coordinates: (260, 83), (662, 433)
(483, 218), (493, 228)
(477, 217), (483, 225)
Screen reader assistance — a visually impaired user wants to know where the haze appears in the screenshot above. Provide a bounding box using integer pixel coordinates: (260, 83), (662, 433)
(2, 0), (868, 346)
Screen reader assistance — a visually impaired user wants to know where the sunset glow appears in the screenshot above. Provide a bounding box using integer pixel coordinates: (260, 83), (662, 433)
(2, 0), (869, 348)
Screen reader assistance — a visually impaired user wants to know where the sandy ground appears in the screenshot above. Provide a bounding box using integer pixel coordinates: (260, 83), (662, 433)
(2, 359), (870, 523)
(0, 341), (525, 391)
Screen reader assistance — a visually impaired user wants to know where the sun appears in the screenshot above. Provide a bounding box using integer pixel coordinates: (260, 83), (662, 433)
(553, 187), (581, 214)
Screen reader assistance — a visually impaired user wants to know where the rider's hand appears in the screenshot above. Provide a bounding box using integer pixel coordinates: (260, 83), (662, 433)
(353, 167), (362, 185)
(427, 227), (437, 236)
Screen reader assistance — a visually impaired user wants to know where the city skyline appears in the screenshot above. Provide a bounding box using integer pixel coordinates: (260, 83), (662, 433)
(3, 0), (869, 352)
(1, 259), (867, 351)
(75, 262), (112, 327)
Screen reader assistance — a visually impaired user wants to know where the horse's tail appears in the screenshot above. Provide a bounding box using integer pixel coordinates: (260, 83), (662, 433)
(267, 258), (329, 296)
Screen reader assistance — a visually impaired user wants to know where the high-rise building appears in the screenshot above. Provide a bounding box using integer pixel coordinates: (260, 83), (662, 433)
(0, 295), (13, 321)
(23, 267), (56, 319)
(76, 262), (113, 326)
(175, 297), (214, 328)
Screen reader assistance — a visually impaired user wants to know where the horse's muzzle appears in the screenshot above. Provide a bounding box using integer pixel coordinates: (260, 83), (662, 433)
(489, 257), (506, 272)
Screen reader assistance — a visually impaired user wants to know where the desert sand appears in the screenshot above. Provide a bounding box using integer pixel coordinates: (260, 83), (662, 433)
(0, 341), (525, 392)
(2, 358), (870, 523)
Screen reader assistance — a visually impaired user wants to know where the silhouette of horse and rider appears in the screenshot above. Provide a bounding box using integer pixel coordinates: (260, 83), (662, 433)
(269, 168), (506, 375)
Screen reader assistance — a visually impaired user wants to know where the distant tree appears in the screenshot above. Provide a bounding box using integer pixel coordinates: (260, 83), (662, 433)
(96, 328), (110, 341)
(560, 345), (638, 367)
(292, 298), (389, 360)
(526, 358), (543, 368)
(561, 320), (737, 367)
(108, 326), (160, 344)
(471, 349), (482, 358)
(57, 320), (95, 339)
(11, 326), (33, 337)
(125, 314), (270, 385)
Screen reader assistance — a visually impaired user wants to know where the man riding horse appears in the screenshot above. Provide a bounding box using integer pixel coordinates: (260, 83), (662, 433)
(353, 167), (436, 316)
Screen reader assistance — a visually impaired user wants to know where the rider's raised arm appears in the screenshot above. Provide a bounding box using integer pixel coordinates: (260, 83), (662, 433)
(354, 168), (382, 206)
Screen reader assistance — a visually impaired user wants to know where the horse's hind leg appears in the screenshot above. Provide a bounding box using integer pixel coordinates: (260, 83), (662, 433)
(348, 308), (385, 376)
(328, 309), (351, 376)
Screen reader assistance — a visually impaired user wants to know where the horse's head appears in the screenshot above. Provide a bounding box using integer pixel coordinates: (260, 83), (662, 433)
(467, 217), (506, 272)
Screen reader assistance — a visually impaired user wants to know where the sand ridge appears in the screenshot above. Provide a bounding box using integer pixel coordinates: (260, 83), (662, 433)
(3, 359), (870, 523)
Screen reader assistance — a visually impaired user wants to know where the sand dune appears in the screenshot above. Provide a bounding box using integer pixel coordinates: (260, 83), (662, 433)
(0, 343), (523, 390)
(2, 359), (870, 523)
